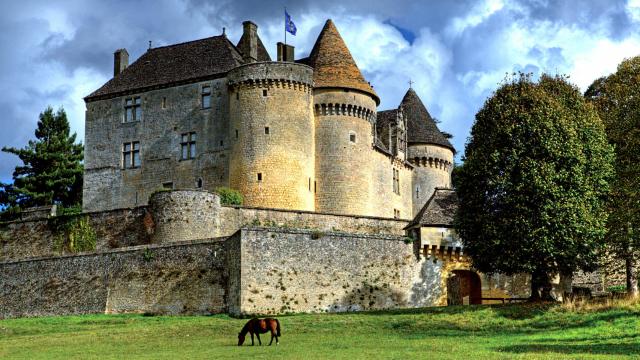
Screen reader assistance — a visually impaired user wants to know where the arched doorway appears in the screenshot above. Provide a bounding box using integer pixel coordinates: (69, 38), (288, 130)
(447, 270), (482, 305)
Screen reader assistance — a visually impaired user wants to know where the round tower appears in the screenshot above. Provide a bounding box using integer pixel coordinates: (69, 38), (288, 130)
(228, 62), (315, 210)
(401, 88), (455, 216)
(309, 20), (381, 216)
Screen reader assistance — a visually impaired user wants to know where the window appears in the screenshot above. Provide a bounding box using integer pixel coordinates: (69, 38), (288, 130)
(265, 127), (270, 134)
(236, 92), (239, 100)
(308, 178), (311, 191)
(416, 185), (421, 199)
(393, 168), (400, 195)
(181, 132), (197, 160)
(235, 129), (239, 139)
(262, 89), (268, 97)
(162, 182), (173, 190)
(201, 85), (211, 109)
(219, 140), (224, 146)
(314, 181), (317, 193)
(196, 178), (203, 188)
(123, 141), (140, 168)
(394, 209), (400, 219)
(124, 97), (141, 122)
(257, 173), (263, 181)
(349, 132), (356, 143)
(161, 97), (167, 109)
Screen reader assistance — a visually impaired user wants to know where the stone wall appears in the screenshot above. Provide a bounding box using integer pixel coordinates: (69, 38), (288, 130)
(0, 239), (227, 319)
(1, 194), (410, 262)
(0, 207), (149, 262)
(230, 227), (529, 316)
(149, 190), (222, 243)
(83, 77), (231, 212)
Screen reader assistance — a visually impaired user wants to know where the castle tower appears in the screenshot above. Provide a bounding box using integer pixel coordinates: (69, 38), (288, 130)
(228, 23), (315, 211)
(309, 20), (380, 215)
(402, 88), (455, 216)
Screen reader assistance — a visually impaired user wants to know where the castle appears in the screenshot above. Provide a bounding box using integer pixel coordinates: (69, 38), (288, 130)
(82, 20), (454, 220)
(5, 19), (591, 319)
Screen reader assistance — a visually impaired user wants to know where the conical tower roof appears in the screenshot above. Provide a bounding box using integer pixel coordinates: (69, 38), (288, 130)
(307, 19), (379, 104)
(401, 88), (454, 152)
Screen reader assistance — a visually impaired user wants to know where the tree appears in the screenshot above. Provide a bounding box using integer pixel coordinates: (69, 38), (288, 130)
(585, 56), (640, 298)
(454, 74), (614, 300)
(0, 107), (83, 216)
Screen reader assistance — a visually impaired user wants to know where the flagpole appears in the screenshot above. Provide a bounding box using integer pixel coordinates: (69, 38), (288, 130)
(284, 7), (287, 46)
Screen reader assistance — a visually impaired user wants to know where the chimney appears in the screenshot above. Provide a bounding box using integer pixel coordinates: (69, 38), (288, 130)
(114, 48), (129, 77)
(241, 21), (258, 63)
(277, 42), (295, 62)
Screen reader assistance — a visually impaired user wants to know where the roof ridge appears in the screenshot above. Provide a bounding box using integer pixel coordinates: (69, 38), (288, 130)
(148, 35), (226, 52)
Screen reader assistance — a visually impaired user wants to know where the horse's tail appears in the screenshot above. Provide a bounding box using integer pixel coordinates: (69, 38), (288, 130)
(276, 319), (281, 337)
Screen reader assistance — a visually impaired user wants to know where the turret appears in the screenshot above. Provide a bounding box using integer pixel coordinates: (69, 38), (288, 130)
(309, 20), (380, 216)
(402, 88), (455, 215)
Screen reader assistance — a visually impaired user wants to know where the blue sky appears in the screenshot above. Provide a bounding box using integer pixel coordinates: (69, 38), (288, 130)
(1, 0), (639, 183)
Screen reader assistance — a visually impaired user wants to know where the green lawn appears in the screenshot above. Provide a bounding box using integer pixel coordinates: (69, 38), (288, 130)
(1, 303), (639, 359)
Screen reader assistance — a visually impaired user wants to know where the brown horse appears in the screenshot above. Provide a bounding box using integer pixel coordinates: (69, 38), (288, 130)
(237, 318), (281, 346)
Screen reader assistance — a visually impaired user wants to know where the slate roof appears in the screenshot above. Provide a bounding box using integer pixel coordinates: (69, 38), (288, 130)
(236, 33), (272, 62)
(406, 188), (458, 228)
(401, 88), (455, 152)
(86, 35), (244, 102)
(376, 109), (396, 129)
(305, 20), (379, 104)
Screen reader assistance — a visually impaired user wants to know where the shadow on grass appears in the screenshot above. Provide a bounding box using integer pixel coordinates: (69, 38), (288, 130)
(497, 342), (640, 356)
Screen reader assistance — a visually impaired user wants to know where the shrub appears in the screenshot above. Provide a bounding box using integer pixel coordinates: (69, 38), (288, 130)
(215, 187), (243, 205)
(53, 216), (97, 253)
(607, 285), (627, 293)
(143, 248), (155, 262)
(403, 236), (415, 244)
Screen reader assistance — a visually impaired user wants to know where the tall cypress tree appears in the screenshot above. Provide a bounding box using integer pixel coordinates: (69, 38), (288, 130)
(1, 107), (83, 214)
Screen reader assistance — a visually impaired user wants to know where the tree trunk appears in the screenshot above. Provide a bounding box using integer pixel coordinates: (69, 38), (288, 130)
(625, 256), (639, 298)
(530, 269), (554, 301)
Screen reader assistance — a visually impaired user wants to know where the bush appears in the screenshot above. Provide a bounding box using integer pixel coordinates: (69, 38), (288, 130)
(53, 216), (97, 254)
(607, 285), (627, 293)
(215, 187), (243, 206)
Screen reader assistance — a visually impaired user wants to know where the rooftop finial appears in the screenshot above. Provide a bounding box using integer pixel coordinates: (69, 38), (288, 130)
(408, 79), (414, 89)
(148, 40), (152, 50)
(222, 27), (226, 36)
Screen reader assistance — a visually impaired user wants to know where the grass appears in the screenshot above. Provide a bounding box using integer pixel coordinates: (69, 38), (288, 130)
(1, 301), (639, 359)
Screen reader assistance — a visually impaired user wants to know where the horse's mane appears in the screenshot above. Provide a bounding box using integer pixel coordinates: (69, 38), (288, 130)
(239, 318), (255, 336)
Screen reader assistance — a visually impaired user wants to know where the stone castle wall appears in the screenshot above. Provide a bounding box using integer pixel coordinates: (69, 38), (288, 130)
(230, 227), (529, 315)
(0, 239), (228, 319)
(1, 190), (409, 262)
(228, 62), (315, 211)
(83, 77), (231, 212)
(0, 207), (149, 262)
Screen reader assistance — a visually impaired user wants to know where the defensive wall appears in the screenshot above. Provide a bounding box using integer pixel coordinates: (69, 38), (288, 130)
(0, 239), (227, 319)
(0, 190), (621, 318)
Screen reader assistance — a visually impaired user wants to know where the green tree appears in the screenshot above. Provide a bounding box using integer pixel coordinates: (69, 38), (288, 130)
(0, 107), (83, 216)
(454, 74), (614, 300)
(585, 56), (640, 297)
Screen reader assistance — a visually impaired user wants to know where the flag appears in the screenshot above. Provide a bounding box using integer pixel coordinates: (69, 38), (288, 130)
(285, 10), (297, 35)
